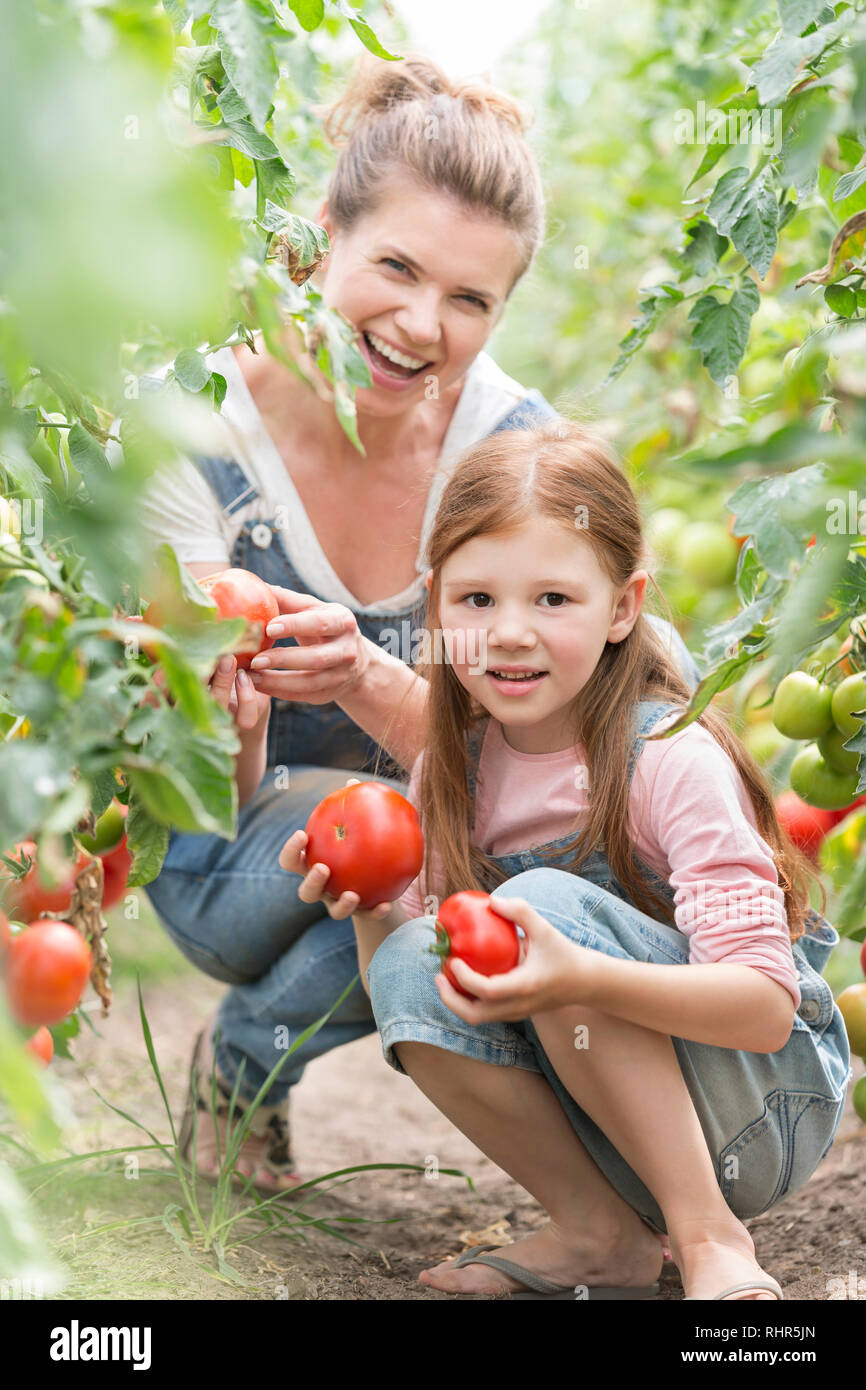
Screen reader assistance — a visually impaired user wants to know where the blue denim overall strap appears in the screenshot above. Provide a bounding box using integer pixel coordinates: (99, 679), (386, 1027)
(186, 391), (556, 778)
(464, 698), (682, 906)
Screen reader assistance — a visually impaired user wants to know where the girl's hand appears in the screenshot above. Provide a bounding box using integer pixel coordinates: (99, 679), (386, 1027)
(277, 779), (393, 921)
(247, 589), (372, 706)
(208, 653), (270, 731)
(434, 896), (600, 1023)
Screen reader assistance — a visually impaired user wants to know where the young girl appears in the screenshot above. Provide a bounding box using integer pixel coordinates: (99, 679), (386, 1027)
(280, 418), (851, 1301)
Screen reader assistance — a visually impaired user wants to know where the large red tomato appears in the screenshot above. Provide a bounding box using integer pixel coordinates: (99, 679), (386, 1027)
(4, 920), (92, 1026)
(432, 891), (521, 999)
(774, 791), (837, 861)
(1, 841), (90, 920)
(304, 781), (424, 911)
(197, 569), (280, 670)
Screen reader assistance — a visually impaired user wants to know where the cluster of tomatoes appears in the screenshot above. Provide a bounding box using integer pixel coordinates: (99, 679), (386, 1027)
(0, 801), (132, 1065)
(771, 662), (866, 861)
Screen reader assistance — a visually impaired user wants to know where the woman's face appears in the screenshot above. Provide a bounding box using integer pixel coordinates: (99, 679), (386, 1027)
(429, 516), (647, 755)
(315, 178), (524, 416)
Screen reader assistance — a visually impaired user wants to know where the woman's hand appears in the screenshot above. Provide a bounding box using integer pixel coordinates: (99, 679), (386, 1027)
(434, 896), (601, 1023)
(208, 653), (270, 731)
(247, 588), (373, 705)
(277, 779), (393, 921)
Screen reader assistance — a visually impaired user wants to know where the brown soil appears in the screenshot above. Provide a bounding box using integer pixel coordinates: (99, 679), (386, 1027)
(51, 970), (866, 1302)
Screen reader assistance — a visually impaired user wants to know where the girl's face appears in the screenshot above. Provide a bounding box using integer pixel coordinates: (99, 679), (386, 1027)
(315, 179), (523, 416)
(430, 516), (648, 754)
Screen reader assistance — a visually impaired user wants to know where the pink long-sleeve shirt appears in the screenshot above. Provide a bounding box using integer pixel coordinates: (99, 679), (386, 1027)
(398, 711), (802, 1009)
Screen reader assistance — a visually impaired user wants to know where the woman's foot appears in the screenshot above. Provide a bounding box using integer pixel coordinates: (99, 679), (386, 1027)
(670, 1216), (781, 1300)
(418, 1211), (665, 1296)
(183, 1023), (304, 1193)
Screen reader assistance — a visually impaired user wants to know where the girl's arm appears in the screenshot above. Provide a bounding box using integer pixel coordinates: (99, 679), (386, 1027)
(580, 954), (796, 1053)
(352, 902), (411, 997)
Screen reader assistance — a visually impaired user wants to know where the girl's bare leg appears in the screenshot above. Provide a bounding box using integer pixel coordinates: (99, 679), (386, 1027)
(392, 1040), (666, 1296)
(406, 1004), (778, 1298)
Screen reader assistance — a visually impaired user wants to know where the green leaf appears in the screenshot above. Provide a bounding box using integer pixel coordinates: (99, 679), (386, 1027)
(753, 16), (853, 108)
(706, 168), (778, 279)
(174, 348), (212, 393)
(833, 158), (866, 204)
(824, 283), (858, 316)
(255, 157), (297, 216)
(601, 283), (684, 386)
(125, 743), (237, 838)
(207, 117), (280, 161)
(211, 371), (228, 410)
(687, 278), (760, 386)
(212, 0), (279, 133)
(727, 463), (827, 580)
(125, 794), (170, 889)
(288, 0), (324, 29)
(681, 220), (728, 275)
(68, 422), (110, 481)
(50, 1011), (81, 1062)
(163, 0), (189, 32)
(334, 0), (400, 60)
(778, 0), (828, 36)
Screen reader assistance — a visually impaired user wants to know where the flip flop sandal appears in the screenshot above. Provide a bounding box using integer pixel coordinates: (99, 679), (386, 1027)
(178, 1028), (304, 1195)
(685, 1277), (783, 1301)
(448, 1245), (660, 1301)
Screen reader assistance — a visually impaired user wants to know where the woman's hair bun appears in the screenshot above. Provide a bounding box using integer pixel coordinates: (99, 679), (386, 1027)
(318, 50), (533, 147)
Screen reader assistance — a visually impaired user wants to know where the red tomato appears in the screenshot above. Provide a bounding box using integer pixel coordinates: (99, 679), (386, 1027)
(4, 920), (92, 1027)
(827, 794), (866, 827)
(432, 891), (521, 999)
(1, 840), (91, 920)
(26, 1025), (53, 1067)
(304, 781), (424, 911)
(100, 835), (133, 911)
(774, 791), (837, 860)
(197, 569), (280, 670)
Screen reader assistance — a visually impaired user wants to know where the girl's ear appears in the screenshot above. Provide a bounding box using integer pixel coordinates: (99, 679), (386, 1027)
(608, 569), (648, 643)
(424, 570), (433, 592)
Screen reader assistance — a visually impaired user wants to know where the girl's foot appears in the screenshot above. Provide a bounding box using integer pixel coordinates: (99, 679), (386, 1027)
(671, 1217), (780, 1301)
(418, 1211), (664, 1296)
(182, 1022), (304, 1193)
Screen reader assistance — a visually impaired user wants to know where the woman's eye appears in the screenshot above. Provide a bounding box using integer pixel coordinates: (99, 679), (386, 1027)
(383, 257), (408, 273)
(457, 294), (488, 310)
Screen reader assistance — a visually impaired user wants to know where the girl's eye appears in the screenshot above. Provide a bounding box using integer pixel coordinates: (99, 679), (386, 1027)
(460, 593), (569, 608)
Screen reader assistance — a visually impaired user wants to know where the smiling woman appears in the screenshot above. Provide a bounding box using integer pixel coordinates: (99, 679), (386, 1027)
(139, 50), (699, 1196)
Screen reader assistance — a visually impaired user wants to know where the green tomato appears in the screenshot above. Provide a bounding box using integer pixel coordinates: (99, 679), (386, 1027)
(743, 721), (790, 764)
(853, 1075), (866, 1125)
(645, 508), (688, 564)
(78, 802), (125, 854)
(831, 674), (866, 737)
(675, 522), (739, 588)
(790, 744), (860, 809)
(771, 672), (834, 740)
(817, 725), (861, 775)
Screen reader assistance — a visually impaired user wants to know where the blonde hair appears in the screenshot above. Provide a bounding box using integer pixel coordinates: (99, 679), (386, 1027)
(373, 419), (824, 941)
(316, 51), (546, 292)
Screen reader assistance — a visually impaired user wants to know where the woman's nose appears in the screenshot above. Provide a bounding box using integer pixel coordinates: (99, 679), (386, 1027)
(394, 291), (441, 353)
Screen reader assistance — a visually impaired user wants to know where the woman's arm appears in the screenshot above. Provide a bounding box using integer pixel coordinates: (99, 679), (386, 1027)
(336, 637), (429, 775)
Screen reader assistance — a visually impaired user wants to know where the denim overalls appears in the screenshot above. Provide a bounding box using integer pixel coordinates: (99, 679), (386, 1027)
(366, 698), (852, 1229)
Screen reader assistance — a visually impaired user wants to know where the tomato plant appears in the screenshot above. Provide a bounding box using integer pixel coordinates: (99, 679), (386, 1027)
(304, 782), (424, 911)
(430, 891), (521, 999)
(3, 920), (92, 1027)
